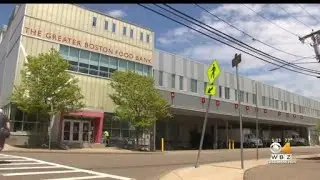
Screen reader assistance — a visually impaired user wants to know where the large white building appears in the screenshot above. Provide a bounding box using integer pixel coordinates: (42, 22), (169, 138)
(0, 4), (319, 149)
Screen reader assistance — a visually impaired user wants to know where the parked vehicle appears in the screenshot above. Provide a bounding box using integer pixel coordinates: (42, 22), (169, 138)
(230, 128), (263, 148)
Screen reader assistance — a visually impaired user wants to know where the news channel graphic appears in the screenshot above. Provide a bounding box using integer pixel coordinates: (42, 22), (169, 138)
(268, 138), (297, 164)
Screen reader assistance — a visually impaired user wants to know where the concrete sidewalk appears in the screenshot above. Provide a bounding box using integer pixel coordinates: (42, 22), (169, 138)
(2, 144), (164, 154)
(160, 154), (320, 180)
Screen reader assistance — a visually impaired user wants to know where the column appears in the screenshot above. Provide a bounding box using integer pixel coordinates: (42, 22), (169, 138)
(214, 119), (218, 149)
(226, 120), (229, 149)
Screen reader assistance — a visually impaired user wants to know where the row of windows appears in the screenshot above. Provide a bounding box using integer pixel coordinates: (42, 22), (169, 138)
(92, 17), (151, 43)
(59, 45), (152, 78)
(157, 71), (320, 116)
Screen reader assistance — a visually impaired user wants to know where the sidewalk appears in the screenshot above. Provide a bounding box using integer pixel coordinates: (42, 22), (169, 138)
(2, 144), (165, 154)
(160, 154), (320, 180)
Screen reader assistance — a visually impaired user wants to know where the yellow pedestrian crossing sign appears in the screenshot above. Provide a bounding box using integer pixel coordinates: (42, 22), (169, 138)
(206, 60), (221, 96)
(206, 84), (216, 95)
(207, 60), (221, 84)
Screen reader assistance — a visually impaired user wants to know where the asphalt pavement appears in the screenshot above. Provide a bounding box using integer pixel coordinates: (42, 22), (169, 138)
(244, 157), (320, 180)
(0, 147), (319, 180)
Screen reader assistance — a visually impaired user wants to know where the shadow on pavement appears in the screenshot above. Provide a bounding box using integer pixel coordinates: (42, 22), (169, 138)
(301, 157), (320, 161)
(0, 161), (11, 164)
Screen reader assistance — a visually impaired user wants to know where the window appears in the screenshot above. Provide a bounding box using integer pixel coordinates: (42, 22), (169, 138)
(118, 59), (127, 71)
(262, 96), (266, 106)
(104, 21), (108, 30)
(246, 92), (249, 103)
(235, 90), (238, 101)
(99, 55), (109, 78)
(109, 57), (118, 75)
(159, 71), (163, 86)
(60, 45), (69, 57)
(190, 79), (197, 93)
(130, 29), (133, 38)
(79, 50), (90, 74)
(204, 82), (208, 94)
(284, 102), (287, 110)
(140, 32), (143, 41)
(225, 87), (230, 99)
(123, 26), (127, 35)
(240, 91), (244, 102)
(92, 17), (97, 27)
(275, 100), (279, 109)
(128, 61), (135, 72)
(171, 74), (175, 88)
(219, 86), (222, 98)
(179, 76), (183, 90)
(147, 34), (150, 43)
(253, 94), (257, 104)
(136, 63), (143, 75)
(89, 52), (99, 75)
(112, 23), (116, 32)
(269, 98), (272, 108)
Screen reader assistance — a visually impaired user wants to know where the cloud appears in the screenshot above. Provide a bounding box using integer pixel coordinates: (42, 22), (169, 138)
(106, 9), (127, 18)
(157, 4), (320, 100)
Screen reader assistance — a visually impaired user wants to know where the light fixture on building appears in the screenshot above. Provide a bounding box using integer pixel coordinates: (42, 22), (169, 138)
(201, 97), (205, 104)
(170, 92), (175, 99)
(234, 104), (238, 109)
(264, 109), (267, 113)
(246, 106), (249, 111)
(216, 100), (220, 106)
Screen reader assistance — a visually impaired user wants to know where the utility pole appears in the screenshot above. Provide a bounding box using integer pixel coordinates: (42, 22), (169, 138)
(232, 53), (244, 169)
(299, 29), (320, 62)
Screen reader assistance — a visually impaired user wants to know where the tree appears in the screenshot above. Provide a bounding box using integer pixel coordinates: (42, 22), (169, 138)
(109, 71), (172, 148)
(10, 49), (85, 147)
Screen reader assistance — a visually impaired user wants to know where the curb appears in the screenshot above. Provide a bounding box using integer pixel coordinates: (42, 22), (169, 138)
(159, 153), (320, 180)
(3, 149), (167, 155)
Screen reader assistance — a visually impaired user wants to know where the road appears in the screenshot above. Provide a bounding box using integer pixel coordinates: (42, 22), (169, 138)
(0, 147), (319, 180)
(244, 156), (320, 180)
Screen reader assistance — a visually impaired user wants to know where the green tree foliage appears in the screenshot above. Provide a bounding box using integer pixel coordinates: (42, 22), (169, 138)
(109, 71), (172, 130)
(10, 48), (85, 117)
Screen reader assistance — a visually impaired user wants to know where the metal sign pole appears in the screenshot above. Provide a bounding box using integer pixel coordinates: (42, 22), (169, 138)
(195, 95), (212, 168)
(235, 64), (244, 169)
(255, 82), (259, 160)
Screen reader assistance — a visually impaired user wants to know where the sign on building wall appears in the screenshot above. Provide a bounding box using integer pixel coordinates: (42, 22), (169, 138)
(23, 27), (152, 64)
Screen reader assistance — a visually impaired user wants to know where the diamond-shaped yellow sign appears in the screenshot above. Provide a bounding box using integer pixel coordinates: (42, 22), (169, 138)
(207, 60), (221, 84)
(205, 84), (216, 96)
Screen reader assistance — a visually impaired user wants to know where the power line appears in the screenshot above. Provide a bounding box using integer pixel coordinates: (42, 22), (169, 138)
(137, 4), (319, 77)
(297, 4), (320, 24)
(277, 5), (311, 30)
(158, 4), (320, 74)
(194, 3), (314, 60)
(243, 4), (300, 37)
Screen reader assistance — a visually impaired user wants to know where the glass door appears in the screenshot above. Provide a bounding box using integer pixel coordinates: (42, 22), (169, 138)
(72, 121), (80, 142)
(82, 122), (90, 142)
(63, 121), (71, 141)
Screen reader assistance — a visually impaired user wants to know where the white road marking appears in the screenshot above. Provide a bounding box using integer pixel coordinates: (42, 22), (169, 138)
(44, 176), (118, 180)
(2, 170), (80, 176)
(0, 153), (135, 180)
(0, 162), (44, 166)
(0, 166), (59, 170)
(1, 159), (32, 162)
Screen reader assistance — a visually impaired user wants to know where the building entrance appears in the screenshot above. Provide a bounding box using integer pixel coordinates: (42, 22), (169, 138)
(62, 119), (91, 143)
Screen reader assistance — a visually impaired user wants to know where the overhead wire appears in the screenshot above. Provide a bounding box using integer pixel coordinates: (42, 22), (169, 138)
(297, 4), (320, 24)
(277, 5), (311, 30)
(157, 4), (320, 74)
(137, 4), (319, 77)
(194, 3), (314, 60)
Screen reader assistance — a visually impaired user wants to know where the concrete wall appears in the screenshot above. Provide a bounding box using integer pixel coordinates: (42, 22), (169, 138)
(153, 50), (320, 123)
(0, 4), (26, 107)
(23, 4), (153, 65)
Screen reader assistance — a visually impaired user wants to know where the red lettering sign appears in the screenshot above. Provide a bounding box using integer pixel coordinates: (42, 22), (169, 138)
(216, 100), (220, 106)
(23, 27), (152, 64)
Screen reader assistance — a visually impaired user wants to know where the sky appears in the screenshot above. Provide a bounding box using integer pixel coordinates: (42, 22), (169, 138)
(1, 4), (320, 100)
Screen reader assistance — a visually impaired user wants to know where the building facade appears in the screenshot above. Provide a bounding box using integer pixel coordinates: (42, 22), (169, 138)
(0, 4), (319, 148)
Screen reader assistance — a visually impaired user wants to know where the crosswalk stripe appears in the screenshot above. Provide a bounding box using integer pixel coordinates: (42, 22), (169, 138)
(2, 170), (81, 176)
(0, 162), (44, 166)
(44, 176), (117, 180)
(0, 166), (58, 170)
(0, 153), (135, 180)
